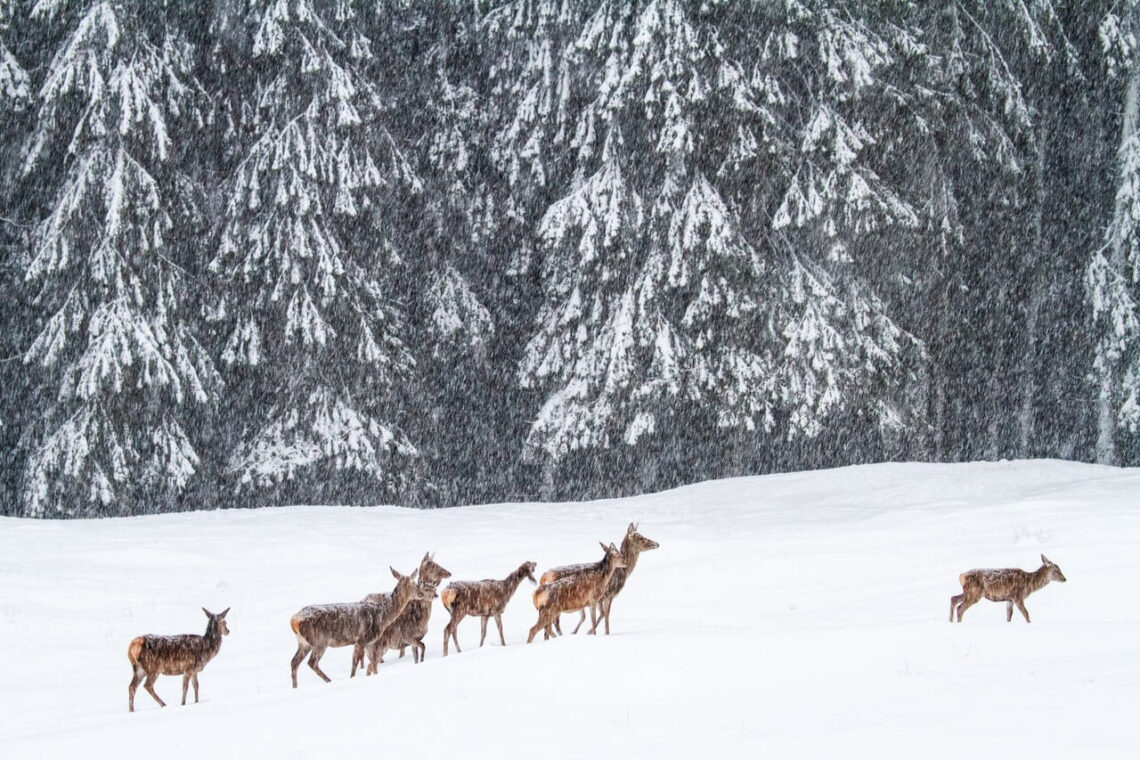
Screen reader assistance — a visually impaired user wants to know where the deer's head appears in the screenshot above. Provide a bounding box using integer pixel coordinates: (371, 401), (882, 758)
(1041, 555), (1067, 583)
(625, 522), (660, 553)
(600, 541), (628, 570)
(419, 551), (452, 587)
(390, 566), (430, 601)
(519, 560), (538, 585)
(203, 607), (230, 636)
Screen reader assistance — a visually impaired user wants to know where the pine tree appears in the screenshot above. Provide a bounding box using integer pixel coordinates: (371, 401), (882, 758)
(209, 0), (420, 503)
(840, 1), (1078, 461)
(16, 0), (219, 516)
(0, 0), (29, 514)
(0, 1), (27, 107)
(485, 1), (923, 491)
(1091, 0), (1140, 464)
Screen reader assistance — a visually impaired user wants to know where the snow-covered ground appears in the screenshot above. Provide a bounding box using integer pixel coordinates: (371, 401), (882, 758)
(1, 460), (1138, 759)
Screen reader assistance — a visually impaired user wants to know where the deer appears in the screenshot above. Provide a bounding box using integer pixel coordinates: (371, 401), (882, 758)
(289, 566), (429, 687)
(351, 552), (451, 676)
(950, 554), (1067, 623)
(439, 560), (538, 656)
(541, 522), (659, 636)
(528, 542), (626, 643)
(127, 607), (230, 712)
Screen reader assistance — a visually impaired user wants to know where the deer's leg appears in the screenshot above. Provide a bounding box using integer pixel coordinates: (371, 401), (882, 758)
(181, 673), (191, 705)
(529, 609), (553, 643)
(128, 666), (144, 712)
(192, 673), (200, 703)
(949, 593), (965, 623)
(955, 591), (980, 622)
(494, 614), (506, 646)
(602, 599), (612, 635)
(350, 642), (364, 677)
(290, 644), (311, 688)
(479, 616), (490, 647)
(586, 604), (598, 635)
(143, 672), (166, 708)
(553, 615), (563, 636)
(589, 600), (610, 635)
(444, 612), (464, 656)
(415, 639), (425, 663)
(571, 609), (587, 634)
(364, 642), (380, 676)
(307, 646), (332, 683)
(399, 645), (406, 660)
(1005, 601), (1014, 622)
(1016, 600), (1031, 623)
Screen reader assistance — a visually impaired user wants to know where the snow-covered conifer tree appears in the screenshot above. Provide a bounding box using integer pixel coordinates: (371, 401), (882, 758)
(1091, 1), (1140, 464)
(0, 0), (27, 108)
(209, 0), (420, 502)
(17, 0), (219, 516)
(487, 1), (922, 482)
(0, 0), (28, 508)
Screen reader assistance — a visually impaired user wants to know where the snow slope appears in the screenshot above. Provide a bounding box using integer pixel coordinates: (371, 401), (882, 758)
(1, 460), (1138, 759)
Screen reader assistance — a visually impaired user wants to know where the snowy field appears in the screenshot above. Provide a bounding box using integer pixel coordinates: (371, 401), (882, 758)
(1, 460), (1138, 759)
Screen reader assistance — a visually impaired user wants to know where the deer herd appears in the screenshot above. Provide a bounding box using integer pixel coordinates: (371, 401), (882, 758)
(125, 522), (1068, 713)
(126, 522), (660, 712)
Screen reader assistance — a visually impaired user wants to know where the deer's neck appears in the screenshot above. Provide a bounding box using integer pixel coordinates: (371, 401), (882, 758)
(382, 589), (416, 628)
(1028, 566), (1053, 594)
(504, 567), (528, 595)
(600, 557), (622, 586)
(201, 621), (224, 655)
(619, 538), (641, 574)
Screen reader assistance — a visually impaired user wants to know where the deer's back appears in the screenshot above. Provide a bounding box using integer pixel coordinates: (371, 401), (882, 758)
(960, 568), (1030, 601)
(443, 580), (510, 616)
(361, 591), (391, 606)
(535, 573), (604, 613)
(292, 603), (380, 646)
(540, 562), (592, 585)
(131, 634), (214, 674)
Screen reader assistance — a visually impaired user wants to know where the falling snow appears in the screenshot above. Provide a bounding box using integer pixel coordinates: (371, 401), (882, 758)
(0, 1), (1138, 516)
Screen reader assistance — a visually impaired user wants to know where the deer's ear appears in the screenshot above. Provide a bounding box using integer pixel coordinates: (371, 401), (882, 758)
(391, 565), (401, 580)
(202, 607), (212, 618)
(423, 551), (431, 562)
(628, 522), (636, 534)
(409, 569), (419, 582)
(1041, 554), (1052, 566)
(220, 607), (230, 618)
(599, 541), (608, 553)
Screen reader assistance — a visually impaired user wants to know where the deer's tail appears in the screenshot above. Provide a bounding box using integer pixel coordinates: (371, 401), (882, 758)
(533, 587), (549, 610)
(440, 587), (457, 613)
(127, 636), (145, 667)
(290, 615), (310, 646)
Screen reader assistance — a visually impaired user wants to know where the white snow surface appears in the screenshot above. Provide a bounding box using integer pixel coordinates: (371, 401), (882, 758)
(2, 460), (1138, 758)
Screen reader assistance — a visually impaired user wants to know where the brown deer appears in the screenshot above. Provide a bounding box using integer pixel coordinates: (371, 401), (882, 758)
(950, 554), (1067, 623)
(528, 543), (626, 643)
(541, 522), (659, 636)
(289, 567), (429, 687)
(127, 607), (230, 712)
(439, 560), (538, 656)
(351, 552), (451, 676)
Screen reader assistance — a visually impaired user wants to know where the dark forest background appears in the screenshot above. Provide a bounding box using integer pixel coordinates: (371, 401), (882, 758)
(1, 0), (1138, 517)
